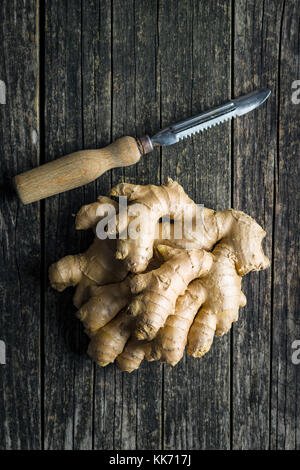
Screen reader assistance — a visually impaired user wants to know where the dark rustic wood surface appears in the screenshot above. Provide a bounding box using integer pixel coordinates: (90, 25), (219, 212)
(0, 0), (299, 450)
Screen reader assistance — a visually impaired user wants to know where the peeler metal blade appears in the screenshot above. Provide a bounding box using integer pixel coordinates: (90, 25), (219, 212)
(151, 89), (271, 146)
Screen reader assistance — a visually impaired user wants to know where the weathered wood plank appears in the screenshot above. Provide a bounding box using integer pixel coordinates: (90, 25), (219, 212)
(0, 0), (41, 450)
(232, 0), (282, 449)
(160, 0), (232, 450)
(105, 0), (162, 450)
(98, 0), (138, 450)
(132, 0), (162, 450)
(81, 0), (114, 451)
(44, 0), (93, 450)
(271, 0), (300, 450)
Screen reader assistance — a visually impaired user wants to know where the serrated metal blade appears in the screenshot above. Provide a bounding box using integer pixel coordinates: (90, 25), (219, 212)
(151, 89), (271, 146)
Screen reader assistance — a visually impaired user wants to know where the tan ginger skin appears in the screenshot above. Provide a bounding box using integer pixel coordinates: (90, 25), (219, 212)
(49, 180), (270, 372)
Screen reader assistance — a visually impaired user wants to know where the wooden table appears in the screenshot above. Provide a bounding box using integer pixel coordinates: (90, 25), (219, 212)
(0, 0), (299, 450)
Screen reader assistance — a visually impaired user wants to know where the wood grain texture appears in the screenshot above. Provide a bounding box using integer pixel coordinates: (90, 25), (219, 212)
(14, 136), (141, 204)
(0, 0), (41, 450)
(80, 0), (113, 451)
(271, 0), (300, 450)
(98, 0), (138, 450)
(128, 0), (162, 451)
(0, 0), (299, 450)
(232, 0), (281, 449)
(159, 0), (232, 450)
(43, 0), (93, 450)
(108, 0), (162, 450)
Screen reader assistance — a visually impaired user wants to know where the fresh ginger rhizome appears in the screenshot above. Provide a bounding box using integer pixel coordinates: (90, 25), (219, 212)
(49, 179), (269, 372)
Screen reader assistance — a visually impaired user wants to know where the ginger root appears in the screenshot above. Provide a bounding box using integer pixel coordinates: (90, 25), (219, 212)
(49, 196), (128, 308)
(49, 180), (269, 372)
(128, 245), (212, 340)
(109, 180), (217, 272)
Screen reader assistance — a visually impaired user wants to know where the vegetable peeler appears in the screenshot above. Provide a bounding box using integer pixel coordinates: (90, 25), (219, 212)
(14, 89), (271, 204)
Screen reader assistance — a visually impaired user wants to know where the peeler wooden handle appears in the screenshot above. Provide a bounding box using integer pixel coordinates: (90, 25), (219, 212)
(14, 136), (142, 204)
